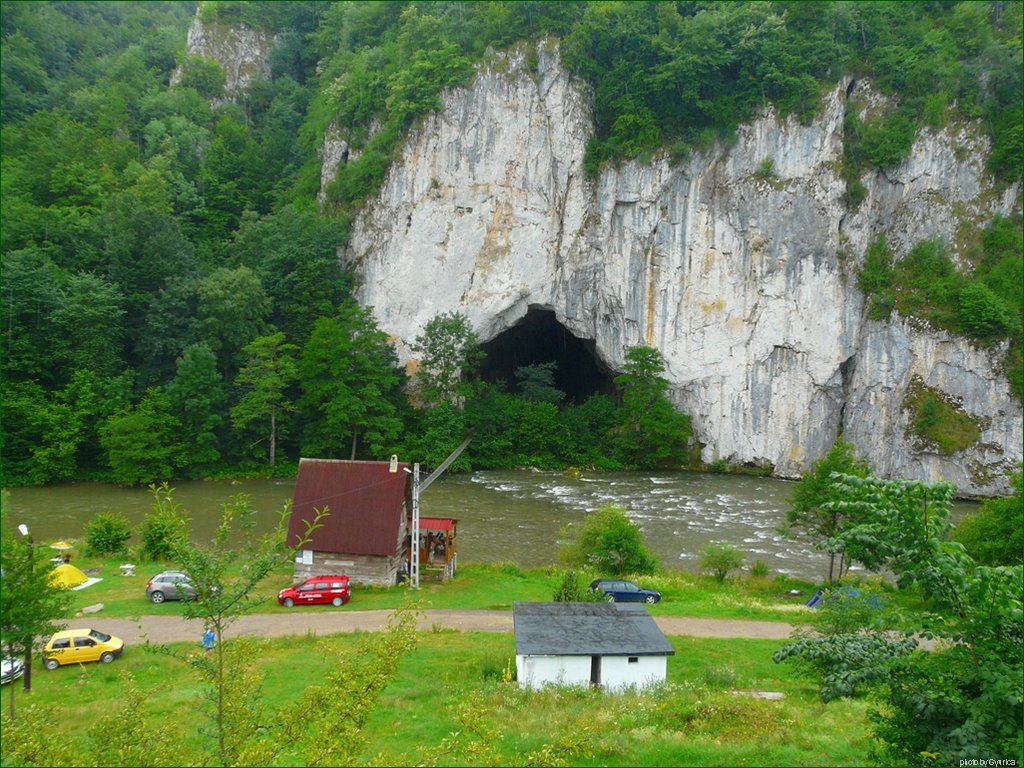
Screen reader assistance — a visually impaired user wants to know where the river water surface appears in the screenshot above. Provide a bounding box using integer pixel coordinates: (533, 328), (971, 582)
(5, 470), (975, 583)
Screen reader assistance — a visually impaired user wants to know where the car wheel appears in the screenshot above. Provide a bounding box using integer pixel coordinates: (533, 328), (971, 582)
(150, 591), (165, 604)
(283, 598), (294, 608)
(332, 597), (343, 607)
(100, 652), (115, 664)
(606, 594), (616, 602)
(644, 594), (657, 604)
(44, 658), (60, 670)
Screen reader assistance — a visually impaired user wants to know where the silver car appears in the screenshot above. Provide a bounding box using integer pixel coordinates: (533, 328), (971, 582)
(145, 571), (196, 604)
(1, 656), (25, 684)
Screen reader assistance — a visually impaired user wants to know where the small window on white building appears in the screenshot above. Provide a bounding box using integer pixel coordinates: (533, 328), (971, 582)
(296, 549), (313, 565)
(628, 656), (639, 664)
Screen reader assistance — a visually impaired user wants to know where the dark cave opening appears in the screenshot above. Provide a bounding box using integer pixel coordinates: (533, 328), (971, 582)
(478, 307), (616, 403)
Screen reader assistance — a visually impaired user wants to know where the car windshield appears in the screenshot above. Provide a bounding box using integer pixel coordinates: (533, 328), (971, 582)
(88, 630), (111, 642)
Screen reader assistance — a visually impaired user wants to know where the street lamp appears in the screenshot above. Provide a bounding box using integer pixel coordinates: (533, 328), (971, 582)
(17, 524), (33, 692)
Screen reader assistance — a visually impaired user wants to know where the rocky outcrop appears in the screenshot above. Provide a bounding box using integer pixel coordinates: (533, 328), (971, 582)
(173, 11), (274, 99)
(341, 42), (1021, 496)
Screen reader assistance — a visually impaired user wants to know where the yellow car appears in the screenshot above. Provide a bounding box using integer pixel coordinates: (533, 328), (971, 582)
(42, 628), (124, 669)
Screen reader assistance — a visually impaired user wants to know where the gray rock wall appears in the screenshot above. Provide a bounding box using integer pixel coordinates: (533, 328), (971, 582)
(342, 43), (1021, 496)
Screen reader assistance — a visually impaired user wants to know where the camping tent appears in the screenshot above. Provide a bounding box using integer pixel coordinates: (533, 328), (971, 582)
(49, 563), (88, 589)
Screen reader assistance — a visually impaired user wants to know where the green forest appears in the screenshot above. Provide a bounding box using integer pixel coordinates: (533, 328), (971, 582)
(2, 0), (1021, 487)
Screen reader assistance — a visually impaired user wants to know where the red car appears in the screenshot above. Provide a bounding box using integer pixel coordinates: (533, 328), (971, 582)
(277, 575), (351, 607)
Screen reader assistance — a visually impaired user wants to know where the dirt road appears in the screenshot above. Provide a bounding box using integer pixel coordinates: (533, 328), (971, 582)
(91, 610), (797, 646)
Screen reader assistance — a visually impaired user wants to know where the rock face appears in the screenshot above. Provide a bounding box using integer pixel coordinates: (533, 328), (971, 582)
(173, 11), (274, 98)
(341, 43), (1021, 496)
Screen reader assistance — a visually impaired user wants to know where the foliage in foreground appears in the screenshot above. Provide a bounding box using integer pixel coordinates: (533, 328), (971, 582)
(775, 473), (1023, 766)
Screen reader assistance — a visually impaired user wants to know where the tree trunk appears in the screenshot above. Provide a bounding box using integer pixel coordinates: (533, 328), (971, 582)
(350, 430), (358, 461)
(269, 409), (276, 467)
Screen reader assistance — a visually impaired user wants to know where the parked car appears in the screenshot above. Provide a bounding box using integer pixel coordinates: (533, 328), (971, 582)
(278, 575), (351, 607)
(42, 629), (124, 669)
(146, 570), (196, 603)
(1, 656), (25, 684)
(589, 578), (661, 604)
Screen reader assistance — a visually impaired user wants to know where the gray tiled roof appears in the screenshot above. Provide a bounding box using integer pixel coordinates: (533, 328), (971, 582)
(513, 602), (675, 656)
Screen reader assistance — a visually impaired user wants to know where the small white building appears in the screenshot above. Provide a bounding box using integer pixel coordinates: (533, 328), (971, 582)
(512, 602), (675, 692)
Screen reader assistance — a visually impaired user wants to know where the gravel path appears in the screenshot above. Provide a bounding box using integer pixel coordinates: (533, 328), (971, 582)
(90, 610), (797, 646)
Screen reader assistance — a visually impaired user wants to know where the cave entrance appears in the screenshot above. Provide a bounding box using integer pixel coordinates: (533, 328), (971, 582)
(478, 307), (615, 403)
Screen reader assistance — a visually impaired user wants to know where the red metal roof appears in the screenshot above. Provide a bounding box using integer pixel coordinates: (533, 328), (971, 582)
(287, 459), (411, 557)
(417, 517), (457, 531)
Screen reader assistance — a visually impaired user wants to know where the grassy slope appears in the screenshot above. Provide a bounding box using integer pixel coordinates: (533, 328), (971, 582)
(2, 557), (900, 765)
(1, 631), (874, 766)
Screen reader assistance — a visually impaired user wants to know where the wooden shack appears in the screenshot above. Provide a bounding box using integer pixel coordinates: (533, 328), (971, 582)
(408, 516), (458, 582)
(286, 458), (411, 587)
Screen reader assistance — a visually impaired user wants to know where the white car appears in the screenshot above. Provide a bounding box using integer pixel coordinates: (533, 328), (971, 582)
(1, 656), (25, 685)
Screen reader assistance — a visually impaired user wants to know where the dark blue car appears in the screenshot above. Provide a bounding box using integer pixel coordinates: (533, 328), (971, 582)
(589, 578), (661, 604)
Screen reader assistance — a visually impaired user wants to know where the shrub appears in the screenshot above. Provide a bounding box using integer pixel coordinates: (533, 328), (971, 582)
(957, 282), (1011, 338)
(698, 542), (744, 582)
(84, 510), (132, 556)
(753, 157), (775, 179)
(139, 484), (187, 562)
(559, 504), (657, 576)
(953, 469), (1023, 566)
(903, 381), (981, 455)
(748, 560), (770, 579)
(552, 570), (604, 602)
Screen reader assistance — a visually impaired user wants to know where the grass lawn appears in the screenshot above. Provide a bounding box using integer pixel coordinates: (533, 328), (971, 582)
(61, 556), (842, 623)
(1, 631), (875, 766)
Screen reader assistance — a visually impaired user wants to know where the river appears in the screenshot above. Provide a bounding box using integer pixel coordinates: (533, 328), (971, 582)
(4, 470), (976, 583)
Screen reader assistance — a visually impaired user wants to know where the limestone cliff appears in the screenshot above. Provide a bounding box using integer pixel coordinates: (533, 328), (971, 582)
(338, 43), (1021, 496)
(172, 10), (274, 99)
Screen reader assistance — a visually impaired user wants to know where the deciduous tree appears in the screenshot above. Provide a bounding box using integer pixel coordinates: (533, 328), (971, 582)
(410, 311), (482, 407)
(777, 473), (1023, 765)
(784, 439), (872, 582)
(299, 300), (402, 459)
(560, 503), (657, 576)
(232, 331), (298, 467)
(613, 346), (692, 469)
(1, 506), (72, 717)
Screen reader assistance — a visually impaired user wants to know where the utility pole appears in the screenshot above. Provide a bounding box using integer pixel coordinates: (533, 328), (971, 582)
(408, 431), (473, 589)
(17, 524), (32, 693)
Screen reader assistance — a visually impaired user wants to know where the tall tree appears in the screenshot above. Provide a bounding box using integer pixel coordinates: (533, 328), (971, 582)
(98, 194), (198, 369)
(299, 300), (402, 459)
(196, 266), (271, 380)
(515, 361), (565, 404)
(232, 331), (298, 467)
(1, 506), (72, 714)
(51, 270), (126, 380)
(99, 389), (186, 486)
(165, 343), (227, 475)
(410, 311), (482, 407)
(147, 484), (324, 767)
(613, 346), (691, 469)
(785, 438), (873, 582)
